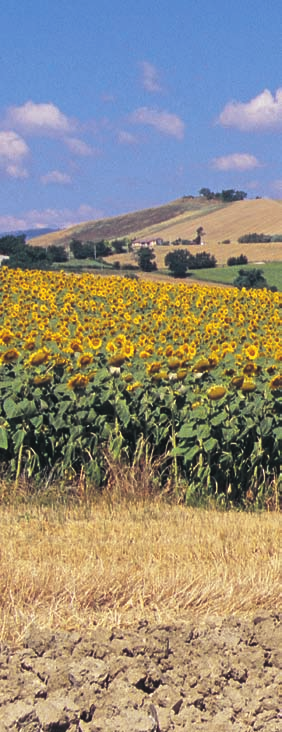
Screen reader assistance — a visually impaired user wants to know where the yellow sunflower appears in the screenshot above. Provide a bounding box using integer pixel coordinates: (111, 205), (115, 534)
(244, 344), (259, 360)
(67, 374), (89, 390)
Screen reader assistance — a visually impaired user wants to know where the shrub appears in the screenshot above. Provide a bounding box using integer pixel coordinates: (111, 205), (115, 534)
(270, 234), (282, 242)
(227, 254), (248, 266)
(120, 263), (139, 271)
(238, 233), (271, 243)
(187, 252), (217, 269)
(233, 268), (268, 289)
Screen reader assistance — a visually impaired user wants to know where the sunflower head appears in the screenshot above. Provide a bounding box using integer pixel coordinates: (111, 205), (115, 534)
(67, 374), (89, 390)
(244, 344), (259, 360)
(108, 353), (127, 367)
(207, 385), (227, 401)
(33, 374), (52, 386)
(230, 374), (245, 389)
(269, 374), (282, 391)
(1, 348), (20, 364)
(241, 379), (256, 394)
(77, 353), (93, 368)
(28, 348), (50, 366)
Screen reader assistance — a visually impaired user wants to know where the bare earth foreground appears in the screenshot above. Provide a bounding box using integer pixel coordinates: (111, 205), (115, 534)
(0, 614), (281, 731)
(0, 501), (281, 731)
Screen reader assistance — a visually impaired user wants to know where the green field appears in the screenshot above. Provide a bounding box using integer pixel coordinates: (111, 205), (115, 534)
(187, 262), (282, 290)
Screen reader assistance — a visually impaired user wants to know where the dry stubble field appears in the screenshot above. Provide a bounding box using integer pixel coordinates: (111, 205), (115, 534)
(0, 494), (280, 649)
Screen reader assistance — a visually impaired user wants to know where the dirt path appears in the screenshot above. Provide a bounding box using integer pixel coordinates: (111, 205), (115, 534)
(0, 613), (280, 731)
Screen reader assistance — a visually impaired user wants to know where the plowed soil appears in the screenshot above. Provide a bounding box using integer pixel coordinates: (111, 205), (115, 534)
(0, 613), (280, 731)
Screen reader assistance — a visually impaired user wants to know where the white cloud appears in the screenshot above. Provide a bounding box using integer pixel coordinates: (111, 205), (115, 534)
(0, 130), (29, 177)
(130, 107), (185, 139)
(212, 153), (261, 171)
(0, 204), (104, 232)
(140, 61), (162, 93)
(117, 130), (138, 144)
(7, 100), (73, 135)
(218, 88), (282, 131)
(64, 136), (96, 156)
(5, 164), (28, 179)
(40, 170), (72, 185)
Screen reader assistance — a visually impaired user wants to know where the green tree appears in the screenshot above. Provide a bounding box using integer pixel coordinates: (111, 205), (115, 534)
(221, 189), (247, 202)
(0, 234), (26, 256)
(136, 247), (157, 272)
(69, 239), (86, 258)
(165, 249), (191, 277)
(188, 251), (217, 269)
(95, 240), (112, 257)
(233, 268), (268, 289)
(111, 238), (127, 254)
(7, 245), (49, 270)
(47, 245), (68, 263)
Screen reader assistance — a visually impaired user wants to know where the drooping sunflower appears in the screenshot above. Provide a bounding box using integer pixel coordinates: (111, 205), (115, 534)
(230, 374), (244, 389)
(147, 361), (162, 375)
(241, 379), (256, 394)
(193, 358), (210, 373)
(28, 348), (51, 366)
(127, 381), (142, 391)
(176, 368), (188, 381)
(269, 374), (282, 390)
(33, 374), (52, 386)
(108, 353), (128, 367)
(77, 353), (93, 368)
(1, 348), (20, 364)
(207, 385), (227, 401)
(67, 374), (89, 390)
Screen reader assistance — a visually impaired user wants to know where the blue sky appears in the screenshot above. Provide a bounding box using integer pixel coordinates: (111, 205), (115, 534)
(1, 0), (282, 231)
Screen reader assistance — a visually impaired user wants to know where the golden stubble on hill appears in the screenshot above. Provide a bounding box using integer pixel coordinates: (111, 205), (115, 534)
(148, 199), (282, 266)
(32, 198), (282, 265)
(0, 498), (280, 648)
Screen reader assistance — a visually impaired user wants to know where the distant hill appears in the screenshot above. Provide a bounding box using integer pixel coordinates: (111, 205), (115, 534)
(30, 197), (225, 248)
(23, 196), (282, 266)
(0, 228), (59, 241)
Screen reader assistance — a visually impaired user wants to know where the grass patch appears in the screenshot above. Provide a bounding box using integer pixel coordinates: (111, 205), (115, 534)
(187, 261), (282, 290)
(52, 257), (114, 271)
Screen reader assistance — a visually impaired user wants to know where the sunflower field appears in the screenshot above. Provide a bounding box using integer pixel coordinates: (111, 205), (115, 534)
(0, 267), (281, 506)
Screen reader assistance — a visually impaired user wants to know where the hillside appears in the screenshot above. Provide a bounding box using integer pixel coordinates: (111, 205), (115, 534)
(31, 197), (225, 247)
(152, 198), (282, 243)
(31, 196), (282, 266)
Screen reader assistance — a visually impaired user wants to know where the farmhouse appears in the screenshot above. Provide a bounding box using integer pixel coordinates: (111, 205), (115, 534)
(131, 237), (163, 249)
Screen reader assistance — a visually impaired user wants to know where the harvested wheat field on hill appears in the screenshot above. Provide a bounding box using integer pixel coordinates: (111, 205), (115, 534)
(154, 199), (282, 242)
(150, 199), (282, 266)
